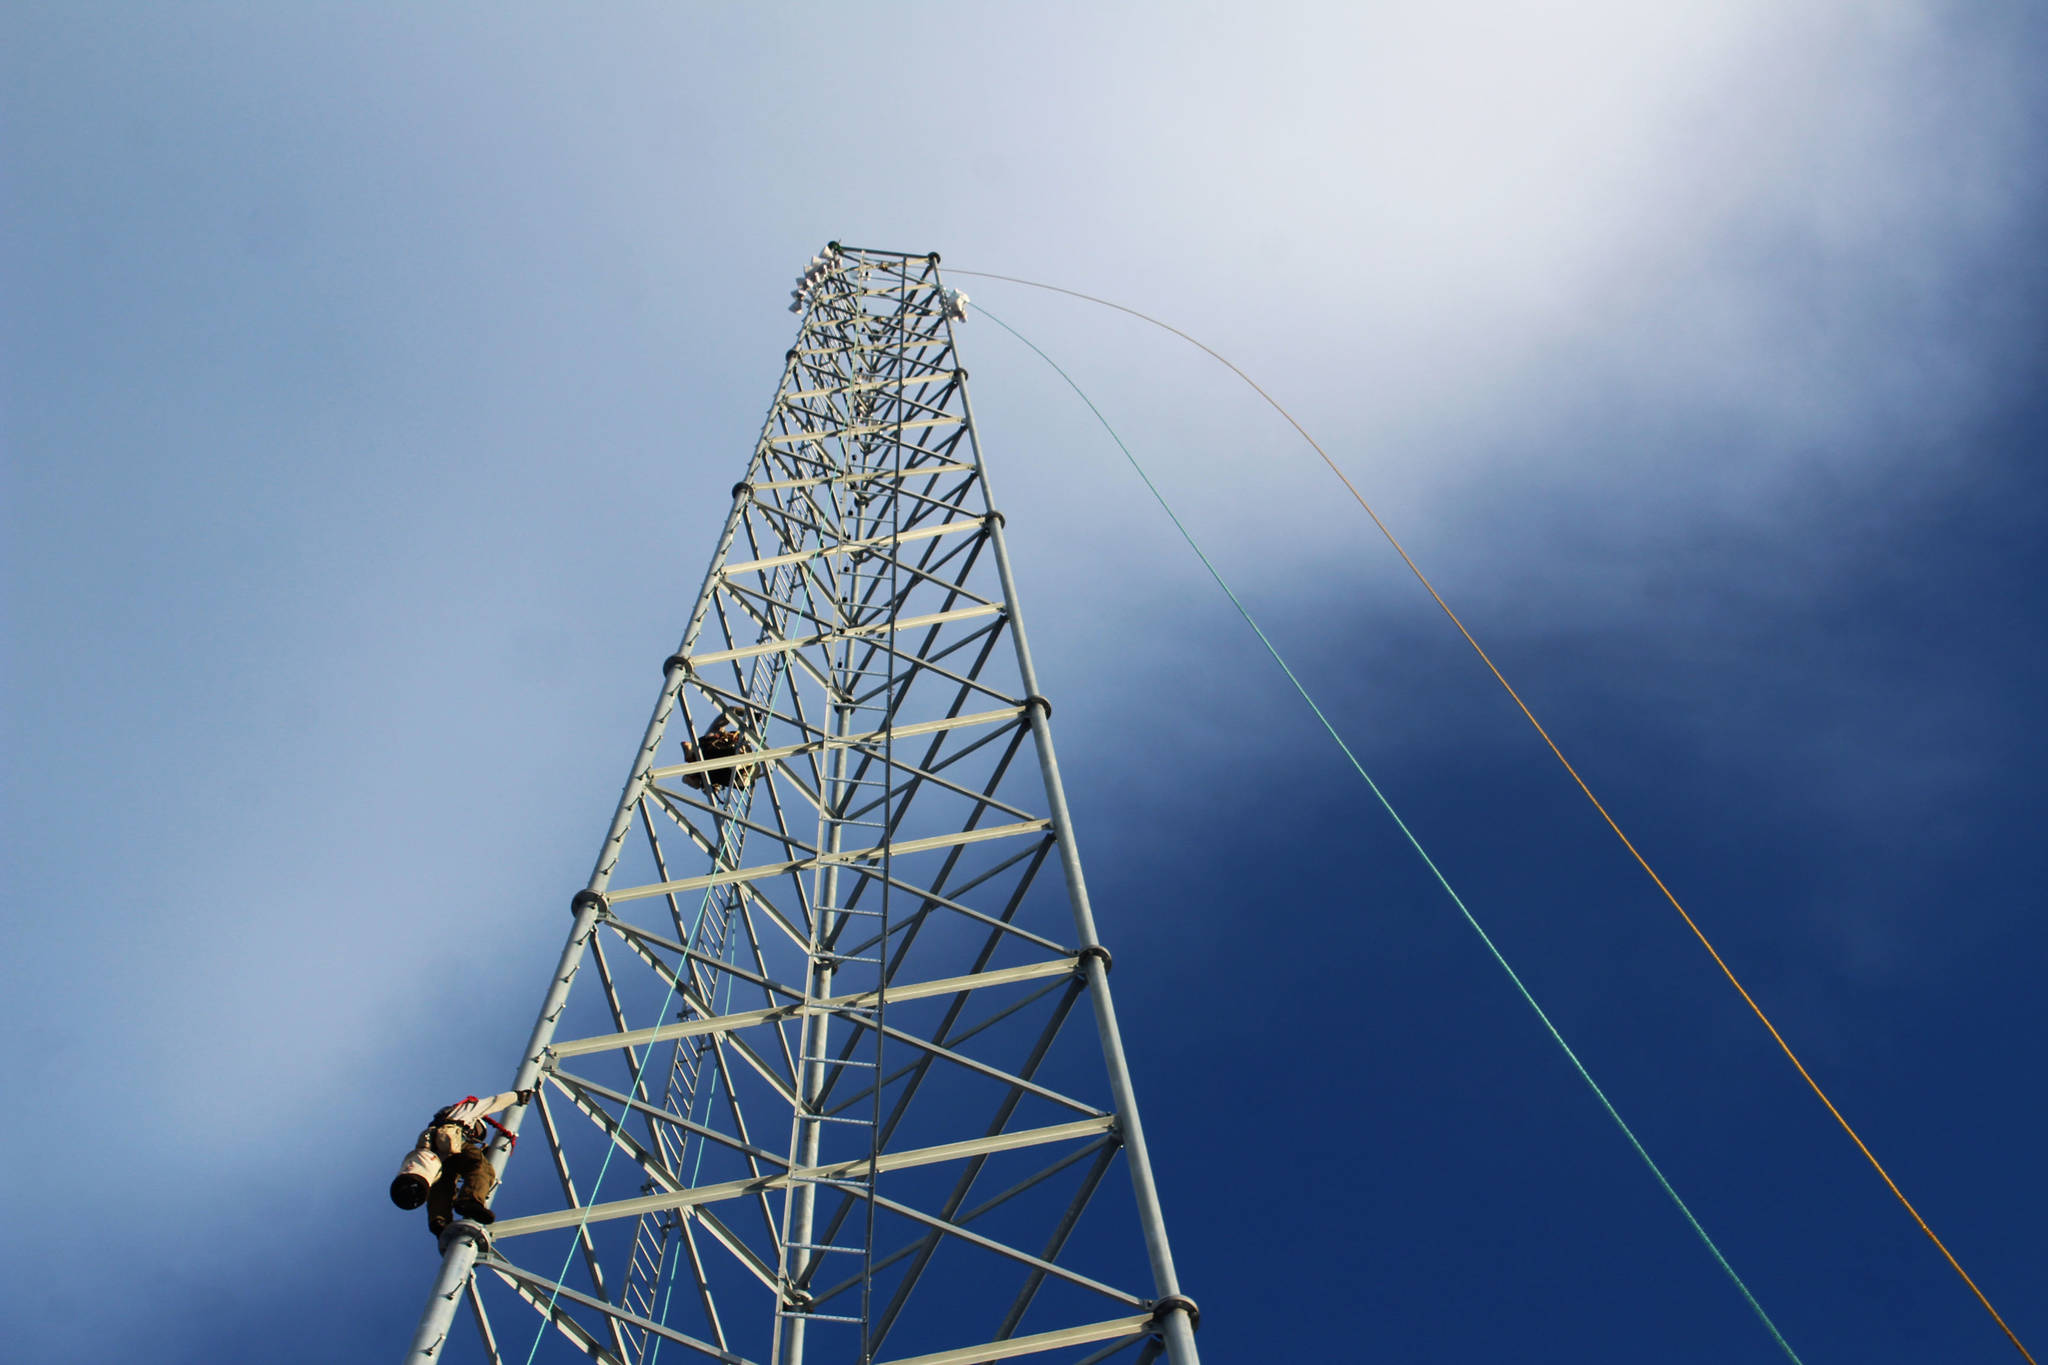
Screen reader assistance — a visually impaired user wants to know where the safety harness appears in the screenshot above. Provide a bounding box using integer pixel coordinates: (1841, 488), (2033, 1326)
(425, 1096), (519, 1153)
(480, 1112), (518, 1151)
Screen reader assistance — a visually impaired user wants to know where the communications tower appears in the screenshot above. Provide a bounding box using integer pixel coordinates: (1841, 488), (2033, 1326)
(401, 245), (1201, 1365)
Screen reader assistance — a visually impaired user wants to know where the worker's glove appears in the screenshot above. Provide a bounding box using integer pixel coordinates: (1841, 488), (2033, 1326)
(516, 1088), (536, 1105)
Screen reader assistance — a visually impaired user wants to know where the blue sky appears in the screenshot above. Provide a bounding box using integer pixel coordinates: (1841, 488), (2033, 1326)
(4, 3), (2044, 1361)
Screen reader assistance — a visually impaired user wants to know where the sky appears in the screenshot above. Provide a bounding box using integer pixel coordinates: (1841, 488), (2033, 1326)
(3, 2), (2044, 1361)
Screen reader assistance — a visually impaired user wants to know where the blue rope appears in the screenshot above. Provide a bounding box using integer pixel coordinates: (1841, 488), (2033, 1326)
(520, 790), (745, 1365)
(647, 942), (740, 1365)
(644, 1225), (683, 1365)
(686, 961), (738, 1189)
(650, 667), (787, 1360)
(976, 303), (1805, 1363)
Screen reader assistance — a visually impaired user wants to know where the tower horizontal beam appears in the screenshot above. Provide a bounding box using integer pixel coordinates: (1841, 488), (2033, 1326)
(644, 705), (1023, 782)
(872, 1315), (1155, 1365)
(717, 516), (983, 577)
(683, 603), (1002, 668)
(764, 415), (960, 445)
(606, 817), (1052, 903)
(546, 956), (1081, 1059)
(487, 1117), (1118, 1238)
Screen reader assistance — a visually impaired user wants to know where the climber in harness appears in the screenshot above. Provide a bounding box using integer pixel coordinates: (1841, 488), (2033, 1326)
(681, 713), (755, 792)
(389, 1089), (533, 1235)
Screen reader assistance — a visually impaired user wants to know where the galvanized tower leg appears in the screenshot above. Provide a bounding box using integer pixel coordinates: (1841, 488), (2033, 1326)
(958, 374), (1202, 1365)
(400, 246), (1200, 1365)
(773, 688), (848, 1365)
(399, 430), (765, 1365)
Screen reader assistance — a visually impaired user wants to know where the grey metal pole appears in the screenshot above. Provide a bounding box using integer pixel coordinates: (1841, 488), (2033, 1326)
(781, 316), (879, 1365)
(400, 430), (779, 1365)
(780, 441), (867, 1363)
(402, 1224), (492, 1362)
(952, 361), (1202, 1365)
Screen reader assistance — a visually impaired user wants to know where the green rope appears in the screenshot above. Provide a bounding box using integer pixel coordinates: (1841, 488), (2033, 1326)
(522, 772), (747, 1365)
(652, 631), (793, 1361)
(976, 303), (1805, 1363)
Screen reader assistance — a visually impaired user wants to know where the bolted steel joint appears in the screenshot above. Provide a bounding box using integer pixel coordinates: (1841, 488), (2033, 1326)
(731, 480), (754, 500)
(662, 653), (691, 678)
(1076, 943), (1113, 974)
(437, 1221), (491, 1258)
(1149, 1294), (1200, 1332)
(983, 509), (1006, 530)
(1024, 694), (1053, 721)
(571, 889), (610, 920)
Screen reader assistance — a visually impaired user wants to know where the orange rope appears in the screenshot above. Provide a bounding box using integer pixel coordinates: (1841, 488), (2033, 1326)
(1328, 489), (2039, 1365)
(948, 268), (2038, 1364)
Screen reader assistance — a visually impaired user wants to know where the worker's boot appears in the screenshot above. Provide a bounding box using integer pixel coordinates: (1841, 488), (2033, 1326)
(454, 1195), (497, 1225)
(427, 1213), (450, 1236)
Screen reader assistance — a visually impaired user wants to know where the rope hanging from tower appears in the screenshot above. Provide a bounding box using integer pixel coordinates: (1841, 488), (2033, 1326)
(976, 302), (1804, 1363)
(958, 271), (2036, 1365)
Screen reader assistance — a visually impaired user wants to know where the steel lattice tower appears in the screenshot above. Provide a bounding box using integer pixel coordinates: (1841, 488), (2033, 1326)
(401, 245), (1200, 1365)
